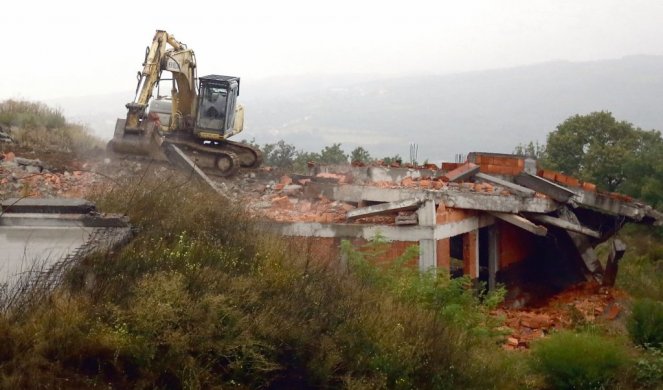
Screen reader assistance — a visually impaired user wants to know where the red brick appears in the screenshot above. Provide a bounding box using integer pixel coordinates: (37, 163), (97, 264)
(271, 196), (291, 209)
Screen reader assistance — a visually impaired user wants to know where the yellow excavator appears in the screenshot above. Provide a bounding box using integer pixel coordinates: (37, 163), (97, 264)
(108, 30), (261, 176)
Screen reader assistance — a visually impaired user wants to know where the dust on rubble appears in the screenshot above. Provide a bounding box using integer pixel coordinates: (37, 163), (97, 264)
(494, 281), (628, 350)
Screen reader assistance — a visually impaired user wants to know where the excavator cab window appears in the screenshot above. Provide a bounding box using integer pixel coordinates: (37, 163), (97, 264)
(195, 75), (240, 138)
(197, 84), (228, 130)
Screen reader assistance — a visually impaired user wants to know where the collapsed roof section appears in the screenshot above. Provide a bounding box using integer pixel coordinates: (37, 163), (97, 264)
(256, 152), (662, 298)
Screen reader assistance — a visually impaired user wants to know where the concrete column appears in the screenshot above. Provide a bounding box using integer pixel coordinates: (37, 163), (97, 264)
(488, 226), (500, 291)
(462, 229), (479, 278)
(417, 199), (437, 272)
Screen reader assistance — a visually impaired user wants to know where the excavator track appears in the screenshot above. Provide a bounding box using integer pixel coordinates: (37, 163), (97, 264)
(221, 139), (263, 168)
(164, 137), (247, 177)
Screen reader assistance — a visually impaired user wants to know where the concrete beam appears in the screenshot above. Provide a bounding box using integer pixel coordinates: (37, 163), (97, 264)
(0, 213), (129, 228)
(475, 172), (536, 198)
(432, 214), (495, 240)
(572, 190), (645, 220)
(346, 198), (423, 220)
(262, 221), (435, 241)
(528, 214), (601, 239)
(306, 184), (559, 214)
(439, 191), (557, 214)
(2, 198), (95, 214)
(514, 173), (575, 202)
(262, 213), (495, 243)
(490, 212), (548, 236)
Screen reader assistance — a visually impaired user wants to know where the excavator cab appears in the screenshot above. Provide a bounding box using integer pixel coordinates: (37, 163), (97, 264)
(194, 75), (241, 140)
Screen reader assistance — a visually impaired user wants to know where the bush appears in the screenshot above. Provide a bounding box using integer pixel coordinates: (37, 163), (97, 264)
(0, 99), (66, 129)
(532, 331), (628, 389)
(628, 298), (663, 348)
(634, 347), (663, 389)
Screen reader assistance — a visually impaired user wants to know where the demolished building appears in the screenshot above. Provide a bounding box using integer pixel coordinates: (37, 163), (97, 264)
(256, 152), (663, 303)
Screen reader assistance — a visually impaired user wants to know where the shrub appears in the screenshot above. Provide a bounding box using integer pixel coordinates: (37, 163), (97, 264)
(532, 331), (628, 389)
(628, 298), (663, 348)
(634, 347), (663, 389)
(0, 99), (66, 129)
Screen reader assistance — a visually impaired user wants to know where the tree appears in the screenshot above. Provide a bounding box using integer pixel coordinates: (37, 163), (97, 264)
(381, 154), (403, 165)
(544, 112), (647, 192)
(262, 140), (297, 168)
(513, 141), (545, 159)
(318, 143), (348, 165)
(350, 146), (372, 164)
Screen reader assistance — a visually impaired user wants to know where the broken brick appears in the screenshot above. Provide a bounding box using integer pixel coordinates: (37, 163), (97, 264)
(401, 176), (415, 187)
(271, 196), (291, 209)
(280, 175), (293, 185)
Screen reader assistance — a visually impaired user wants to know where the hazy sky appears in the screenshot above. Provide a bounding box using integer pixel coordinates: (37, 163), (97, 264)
(2, 0), (662, 100)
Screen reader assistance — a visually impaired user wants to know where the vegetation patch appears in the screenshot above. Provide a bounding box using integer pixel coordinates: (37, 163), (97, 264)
(531, 331), (629, 390)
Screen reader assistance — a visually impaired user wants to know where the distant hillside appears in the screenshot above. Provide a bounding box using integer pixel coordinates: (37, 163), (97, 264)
(49, 55), (663, 161)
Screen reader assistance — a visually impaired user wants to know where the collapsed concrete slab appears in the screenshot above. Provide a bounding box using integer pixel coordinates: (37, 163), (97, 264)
(255, 152), (662, 303)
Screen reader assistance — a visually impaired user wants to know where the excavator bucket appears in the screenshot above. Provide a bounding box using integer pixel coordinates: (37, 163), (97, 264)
(107, 119), (168, 161)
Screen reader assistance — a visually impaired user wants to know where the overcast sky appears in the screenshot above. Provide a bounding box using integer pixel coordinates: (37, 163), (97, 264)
(1, 0), (662, 100)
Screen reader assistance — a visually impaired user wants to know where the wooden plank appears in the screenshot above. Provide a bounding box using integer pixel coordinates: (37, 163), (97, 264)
(490, 212), (548, 236)
(529, 214), (601, 238)
(475, 172), (536, 198)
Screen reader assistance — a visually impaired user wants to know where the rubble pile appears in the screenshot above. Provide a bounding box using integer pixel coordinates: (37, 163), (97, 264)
(495, 282), (625, 350)
(243, 174), (356, 223)
(0, 151), (99, 198)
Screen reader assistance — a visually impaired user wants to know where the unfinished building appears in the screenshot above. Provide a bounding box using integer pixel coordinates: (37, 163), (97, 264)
(257, 152), (662, 303)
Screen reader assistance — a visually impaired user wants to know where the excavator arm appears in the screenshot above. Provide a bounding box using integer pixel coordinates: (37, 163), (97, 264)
(125, 30), (196, 132)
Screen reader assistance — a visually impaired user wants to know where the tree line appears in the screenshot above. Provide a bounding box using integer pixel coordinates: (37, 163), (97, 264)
(242, 139), (403, 172)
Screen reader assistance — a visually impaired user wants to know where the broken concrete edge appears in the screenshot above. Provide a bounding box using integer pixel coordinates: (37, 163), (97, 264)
(346, 198), (424, 220)
(259, 215), (494, 242)
(490, 212), (548, 236)
(0, 213), (129, 228)
(514, 172), (574, 202)
(1, 197), (95, 214)
(443, 162), (480, 182)
(476, 172), (535, 198)
(528, 214), (601, 239)
(309, 183), (559, 214)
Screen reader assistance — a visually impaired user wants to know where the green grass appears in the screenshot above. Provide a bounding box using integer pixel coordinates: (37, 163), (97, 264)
(531, 331), (629, 390)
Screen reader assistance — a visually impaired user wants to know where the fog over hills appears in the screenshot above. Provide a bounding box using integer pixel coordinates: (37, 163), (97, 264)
(49, 55), (663, 162)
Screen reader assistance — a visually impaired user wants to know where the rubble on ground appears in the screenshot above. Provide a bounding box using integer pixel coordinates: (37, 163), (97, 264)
(495, 281), (626, 349)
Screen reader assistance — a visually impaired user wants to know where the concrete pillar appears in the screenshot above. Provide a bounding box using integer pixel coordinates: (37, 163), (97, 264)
(462, 229), (479, 278)
(488, 226), (500, 291)
(417, 199), (437, 272)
